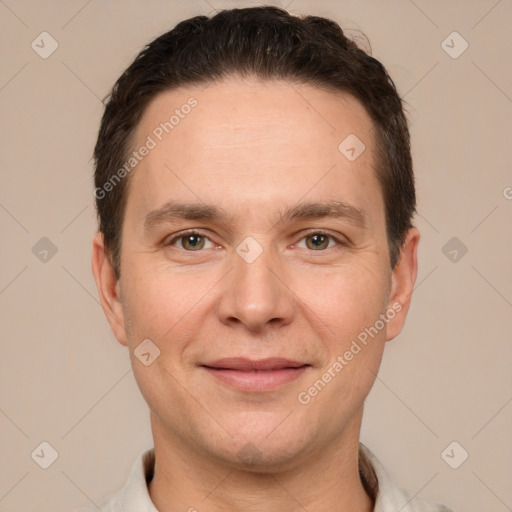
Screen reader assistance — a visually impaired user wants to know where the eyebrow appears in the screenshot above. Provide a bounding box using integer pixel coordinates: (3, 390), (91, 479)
(143, 199), (369, 232)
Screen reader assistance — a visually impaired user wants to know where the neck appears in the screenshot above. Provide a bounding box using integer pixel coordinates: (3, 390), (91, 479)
(147, 413), (374, 512)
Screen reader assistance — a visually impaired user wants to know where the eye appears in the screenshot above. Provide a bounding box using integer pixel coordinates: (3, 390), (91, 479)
(166, 230), (215, 251)
(165, 230), (345, 252)
(296, 231), (345, 251)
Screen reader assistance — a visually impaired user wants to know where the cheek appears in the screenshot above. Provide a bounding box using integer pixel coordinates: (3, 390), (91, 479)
(293, 258), (391, 341)
(119, 262), (221, 406)
(121, 260), (217, 343)
(120, 269), (196, 416)
(294, 263), (389, 414)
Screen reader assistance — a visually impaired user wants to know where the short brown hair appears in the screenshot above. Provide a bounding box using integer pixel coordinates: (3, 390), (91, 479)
(93, 6), (416, 279)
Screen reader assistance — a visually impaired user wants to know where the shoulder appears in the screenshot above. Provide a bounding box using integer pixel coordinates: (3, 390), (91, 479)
(359, 443), (455, 512)
(67, 448), (155, 512)
(68, 489), (122, 512)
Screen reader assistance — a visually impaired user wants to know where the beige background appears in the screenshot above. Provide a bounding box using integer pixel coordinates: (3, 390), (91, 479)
(1, 0), (511, 511)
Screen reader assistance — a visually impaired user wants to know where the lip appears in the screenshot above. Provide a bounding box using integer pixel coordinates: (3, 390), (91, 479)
(200, 358), (310, 392)
(202, 357), (307, 371)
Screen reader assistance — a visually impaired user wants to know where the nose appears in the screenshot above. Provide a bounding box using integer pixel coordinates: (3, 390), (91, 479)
(216, 242), (295, 333)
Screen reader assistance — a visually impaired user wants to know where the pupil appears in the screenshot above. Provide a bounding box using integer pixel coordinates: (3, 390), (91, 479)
(308, 234), (328, 250)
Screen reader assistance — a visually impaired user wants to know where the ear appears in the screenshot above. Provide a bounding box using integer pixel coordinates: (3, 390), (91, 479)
(385, 226), (420, 342)
(91, 231), (128, 346)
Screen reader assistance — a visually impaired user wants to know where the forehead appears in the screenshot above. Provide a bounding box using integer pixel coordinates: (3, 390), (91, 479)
(128, 77), (381, 222)
(134, 76), (376, 156)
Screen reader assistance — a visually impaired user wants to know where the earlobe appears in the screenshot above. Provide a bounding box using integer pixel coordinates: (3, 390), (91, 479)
(385, 227), (420, 342)
(91, 232), (128, 346)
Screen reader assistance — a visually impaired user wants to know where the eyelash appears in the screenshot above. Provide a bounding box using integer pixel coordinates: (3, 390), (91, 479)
(165, 229), (347, 252)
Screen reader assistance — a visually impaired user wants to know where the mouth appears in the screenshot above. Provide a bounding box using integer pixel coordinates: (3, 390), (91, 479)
(200, 358), (311, 392)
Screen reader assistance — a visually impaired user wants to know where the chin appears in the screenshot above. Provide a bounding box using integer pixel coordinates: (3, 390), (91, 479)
(206, 422), (314, 473)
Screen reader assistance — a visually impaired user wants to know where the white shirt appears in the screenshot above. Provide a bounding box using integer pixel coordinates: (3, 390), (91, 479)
(72, 443), (453, 512)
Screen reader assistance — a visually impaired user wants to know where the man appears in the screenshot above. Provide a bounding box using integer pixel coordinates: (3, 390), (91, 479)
(83, 6), (453, 512)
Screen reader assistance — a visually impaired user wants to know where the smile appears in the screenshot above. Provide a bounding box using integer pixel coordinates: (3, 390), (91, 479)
(200, 358), (311, 392)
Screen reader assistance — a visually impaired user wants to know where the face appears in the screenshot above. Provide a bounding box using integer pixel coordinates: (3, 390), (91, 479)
(93, 77), (419, 470)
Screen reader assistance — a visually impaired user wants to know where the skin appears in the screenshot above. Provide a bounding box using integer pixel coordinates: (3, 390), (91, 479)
(92, 76), (419, 512)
